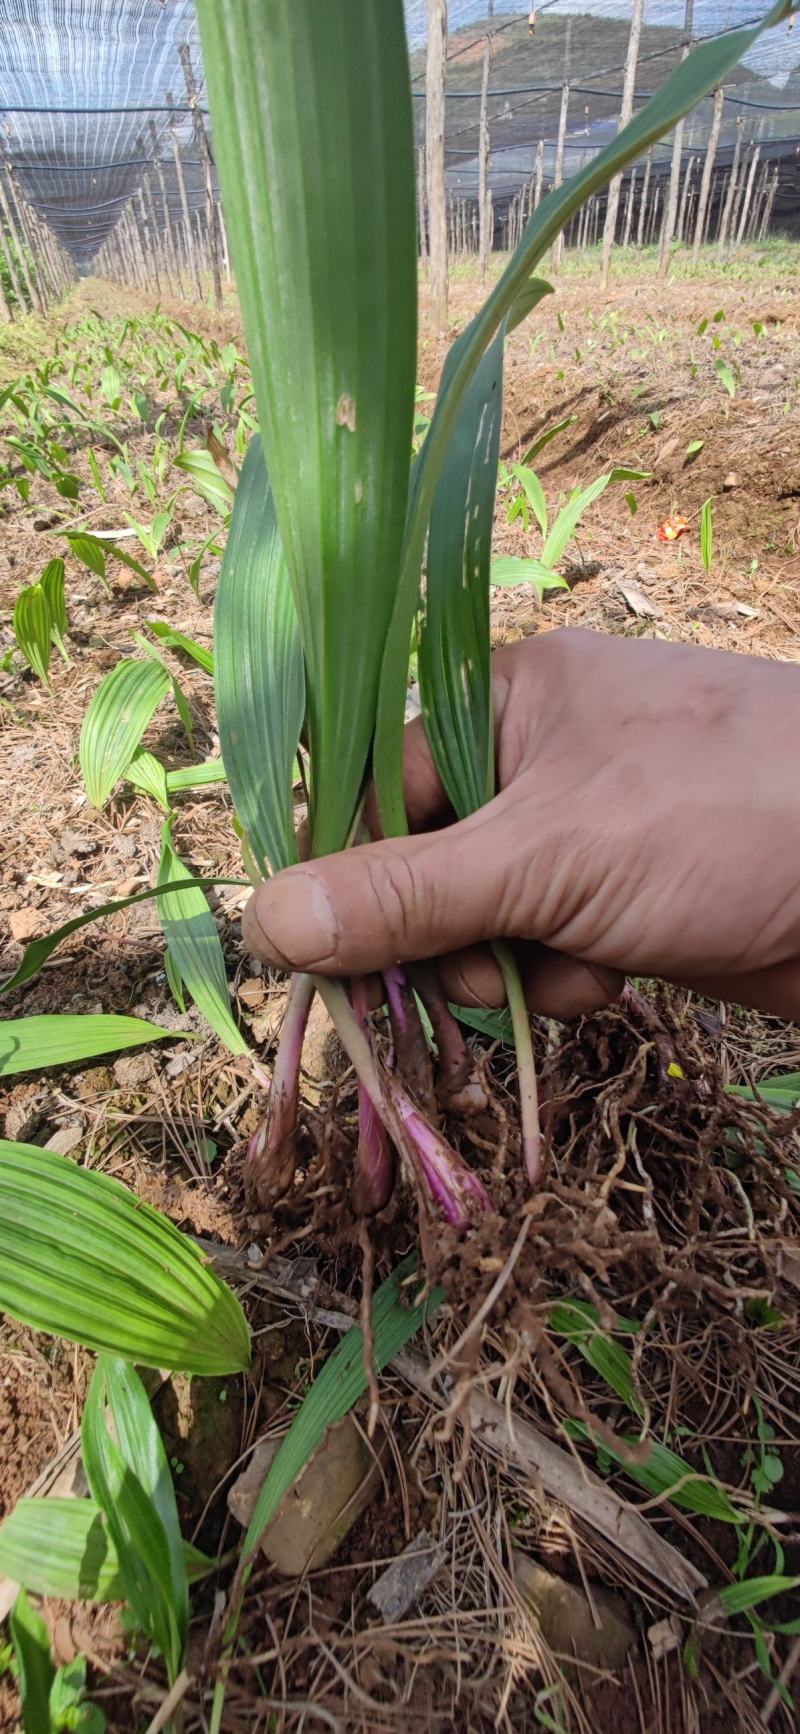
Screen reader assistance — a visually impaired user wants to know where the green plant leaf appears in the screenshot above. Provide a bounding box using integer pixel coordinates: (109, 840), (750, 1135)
(65, 532), (108, 589)
(81, 1361), (185, 1685)
(0, 1499), (123, 1602)
(0, 1497), (214, 1603)
(102, 1360), (189, 1656)
(126, 747), (170, 811)
(510, 463), (549, 537)
(418, 328), (504, 820)
(451, 1002), (513, 1042)
(549, 1298), (644, 1416)
(215, 434), (304, 877)
(166, 760), (228, 793)
(540, 470), (649, 570)
(147, 620), (214, 675)
(174, 448), (234, 516)
(522, 414), (575, 465)
(685, 438), (705, 460)
(0, 1013), (175, 1078)
(715, 357), (737, 399)
(241, 1254), (443, 1570)
(13, 583), (51, 686)
(10, 1588), (55, 1734)
(566, 1419), (743, 1522)
(374, 0), (794, 835)
(80, 658), (171, 807)
(39, 558), (69, 659)
(197, 0), (417, 857)
(0, 1139), (250, 1373)
(1, 875), (249, 993)
(717, 1577), (800, 1618)
(700, 496), (713, 574)
(156, 819), (249, 1056)
(490, 556), (568, 591)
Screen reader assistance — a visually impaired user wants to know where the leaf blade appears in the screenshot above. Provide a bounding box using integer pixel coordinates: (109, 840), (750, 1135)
(156, 820), (249, 1056)
(0, 1013), (175, 1078)
(0, 1139), (250, 1373)
(79, 658), (171, 808)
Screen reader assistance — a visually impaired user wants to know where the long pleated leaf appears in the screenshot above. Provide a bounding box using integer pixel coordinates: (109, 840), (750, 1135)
(418, 328), (505, 820)
(12, 582), (51, 685)
(0, 1499), (124, 1602)
(166, 760), (227, 793)
(375, 0), (795, 835)
(126, 747), (170, 811)
(242, 1254), (443, 1571)
(147, 620), (214, 675)
(81, 1362), (185, 1684)
(1, 875), (249, 993)
(197, 0), (417, 856)
(0, 1012), (175, 1078)
(174, 449), (234, 517)
(9, 1590), (55, 1734)
(0, 1497), (214, 1604)
(80, 657), (171, 807)
(156, 820), (248, 1056)
(100, 1360), (189, 1655)
(215, 435), (304, 877)
(0, 1140), (250, 1373)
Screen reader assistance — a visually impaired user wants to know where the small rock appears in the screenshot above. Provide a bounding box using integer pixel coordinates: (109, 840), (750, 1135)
(113, 1053), (153, 1088)
(44, 1123), (84, 1157)
(648, 1615), (681, 1660)
(164, 1046), (202, 1080)
(73, 1066), (115, 1100)
(114, 877), (142, 898)
(722, 472), (740, 490)
(513, 1553), (635, 1675)
(8, 908), (44, 942)
(367, 1530), (444, 1624)
(60, 833), (98, 858)
(228, 1415), (381, 1577)
(301, 995), (347, 1104)
(4, 1087), (47, 1142)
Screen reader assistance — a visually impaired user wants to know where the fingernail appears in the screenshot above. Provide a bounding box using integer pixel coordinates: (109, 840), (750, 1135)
(247, 869), (338, 970)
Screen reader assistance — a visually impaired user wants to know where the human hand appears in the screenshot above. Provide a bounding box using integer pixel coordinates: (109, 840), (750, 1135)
(243, 629), (800, 1020)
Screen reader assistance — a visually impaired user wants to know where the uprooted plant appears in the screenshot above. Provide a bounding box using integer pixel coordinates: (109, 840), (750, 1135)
(4, 0), (795, 1241)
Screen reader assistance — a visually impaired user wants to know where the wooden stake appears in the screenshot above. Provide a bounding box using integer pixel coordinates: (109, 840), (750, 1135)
(636, 149), (652, 247)
(426, 0), (448, 331)
(677, 155), (695, 241)
(601, 0), (645, 288)
(167, 91), (203, 302)
(622, 167), (637, 247)
(417, 145), (428, 269)
(180, 43), (221, 308)
(733, 143), (760, 252)
(551, 82), (570, 268)
(659, 1), (695, 275)
(715, 115), (744, 259)
(148, 118), (182, 296)
(691, 83), (724, 265)
(533, 137), (544, 212)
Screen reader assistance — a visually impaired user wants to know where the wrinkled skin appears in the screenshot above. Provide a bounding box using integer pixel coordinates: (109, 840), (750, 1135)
(244, 629), (800, 1022)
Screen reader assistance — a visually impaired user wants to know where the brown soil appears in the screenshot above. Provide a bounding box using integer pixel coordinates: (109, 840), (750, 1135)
(0, 251), (799, 1731)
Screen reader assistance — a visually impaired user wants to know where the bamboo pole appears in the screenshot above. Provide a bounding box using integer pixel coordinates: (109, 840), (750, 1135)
(677, 155), (695, 241)
(478, 0), (494, 282)
(0, 168), (39, 312)
(715, 115), (744, 259)
(417, 145), (428, 269)
(659, 1), (694, 273)
(551, 82), (570, 268)
(180, 42), (221, 308)
(148, 118), (182, 296)
(622, 167), (637, 247)
(426, 0), (448, 331)
(733, 143), (761, 252)
(691, 83), (724, 265)
(533, 137), (544, 212)
(601, 0), (645, 287)
(636, 149), (652, 247)
(167, 90), (203, 302)
(758, 168), (778, 240)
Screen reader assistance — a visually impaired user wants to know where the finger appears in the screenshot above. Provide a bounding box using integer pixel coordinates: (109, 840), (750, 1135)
(364, 713), (451, 841)
(436, 943), (623, 1019)
(243, 799), (520, 977)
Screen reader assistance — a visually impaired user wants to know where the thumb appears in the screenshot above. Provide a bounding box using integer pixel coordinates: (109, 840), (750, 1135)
(242, 801), (519, 976)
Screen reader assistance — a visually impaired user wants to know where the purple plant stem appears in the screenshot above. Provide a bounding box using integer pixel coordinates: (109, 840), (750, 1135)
(313, 976), (491, 1230)
(383, 963), (437, 1119)
(410, 960), (489, 1115)
(351, 977), (395, 1214)
(245, 971), (315, 1206)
